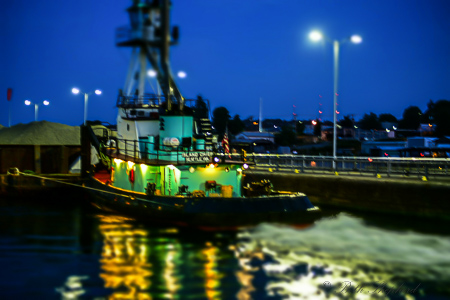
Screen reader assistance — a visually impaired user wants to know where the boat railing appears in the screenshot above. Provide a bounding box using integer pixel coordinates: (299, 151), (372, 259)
(116, 26), (177, 46)
(116, 93), (163, 108)
(117, 93), (208, 111)
(102, 137), (252, 166)
(250, 153), (450, 180)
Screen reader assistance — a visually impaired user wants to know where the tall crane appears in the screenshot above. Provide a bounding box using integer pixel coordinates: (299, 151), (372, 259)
(116, 0), (183, 112)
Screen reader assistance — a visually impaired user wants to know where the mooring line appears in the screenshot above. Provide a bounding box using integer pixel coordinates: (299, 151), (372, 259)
(18, 172), (174, 207)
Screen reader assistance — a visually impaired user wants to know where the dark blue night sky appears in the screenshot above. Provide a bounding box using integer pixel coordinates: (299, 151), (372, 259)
(2, 0), (450, 126)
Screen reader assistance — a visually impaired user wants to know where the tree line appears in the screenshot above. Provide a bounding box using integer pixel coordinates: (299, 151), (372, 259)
(194, 97), (450, 141)
(356, 100), (450, 136)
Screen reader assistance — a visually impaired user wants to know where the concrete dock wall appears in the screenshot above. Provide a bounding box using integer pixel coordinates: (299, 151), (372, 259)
(0, 145), (80, 174)
(245, 172), (450, 220)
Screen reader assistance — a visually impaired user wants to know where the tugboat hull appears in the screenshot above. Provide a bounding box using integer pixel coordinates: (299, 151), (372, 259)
(86, 177), (320, 227)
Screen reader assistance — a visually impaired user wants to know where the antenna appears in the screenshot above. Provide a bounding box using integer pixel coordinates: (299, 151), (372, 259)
(259, 98), (263, 132)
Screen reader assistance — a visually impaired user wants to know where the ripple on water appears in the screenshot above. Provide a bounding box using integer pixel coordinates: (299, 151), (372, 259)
(235, 213), (450, 299)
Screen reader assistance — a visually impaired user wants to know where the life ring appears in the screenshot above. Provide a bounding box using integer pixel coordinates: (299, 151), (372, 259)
(129, 168), (135, 183)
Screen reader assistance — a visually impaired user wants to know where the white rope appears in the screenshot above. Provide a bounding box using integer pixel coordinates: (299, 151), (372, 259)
(19, 172), (175, 207)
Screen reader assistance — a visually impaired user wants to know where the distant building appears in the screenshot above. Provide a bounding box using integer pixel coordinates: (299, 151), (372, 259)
(231, 131), (276, 153)
(355, 129), (390, 140)
(381, 122), (398, 131)
(399, 137), (449, 157)
(436, 137), (450, 148)
(407, 137), (438, 148)
(235, 131), (275, 143)
(418, 123), (435, 136)
(361, 141), (407, 156)
(304, 124), (315, 135)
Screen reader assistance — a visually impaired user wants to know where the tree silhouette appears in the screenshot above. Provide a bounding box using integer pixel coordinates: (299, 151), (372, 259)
(275, 125), (297, 146)
(193, 95), (209, 119)
(339, 115), (354, 128)
(212, 106), (230, 139)
(379, 113), (398, 123)
(296, 121), (305, 135)
(359, 113), (381, 130)
(430, 100), (450, 136)
(399, 106), (422, 129)
(228, 114), (245, 136)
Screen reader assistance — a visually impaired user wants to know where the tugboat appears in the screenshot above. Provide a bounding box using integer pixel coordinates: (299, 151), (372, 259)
(83, 0), (320, 227)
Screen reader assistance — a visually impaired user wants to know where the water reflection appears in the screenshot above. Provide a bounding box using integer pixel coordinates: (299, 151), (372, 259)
(234, 213), (450, 299)
(2, 198), (449, 299)
(96, 214), (240, 299)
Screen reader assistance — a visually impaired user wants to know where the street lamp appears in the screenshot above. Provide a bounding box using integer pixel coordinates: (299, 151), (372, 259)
(309, 30), (362, 169)
(72, 88), (102, 125)
(25, 99), (50, 121)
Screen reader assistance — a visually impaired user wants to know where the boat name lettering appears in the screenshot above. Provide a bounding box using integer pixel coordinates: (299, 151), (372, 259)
(182, 152), (213, 162)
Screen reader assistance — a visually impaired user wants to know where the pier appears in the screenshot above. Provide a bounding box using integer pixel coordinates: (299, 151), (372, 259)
(244, 171), (450, 221)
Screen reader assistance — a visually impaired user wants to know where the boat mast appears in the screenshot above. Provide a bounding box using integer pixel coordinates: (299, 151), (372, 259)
(117, 0), (184, 112)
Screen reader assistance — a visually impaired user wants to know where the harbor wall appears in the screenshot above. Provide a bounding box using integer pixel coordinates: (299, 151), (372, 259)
(0, 173), (82, 198)
(0, 145), (80, 174)
(244, 172), (450, 220)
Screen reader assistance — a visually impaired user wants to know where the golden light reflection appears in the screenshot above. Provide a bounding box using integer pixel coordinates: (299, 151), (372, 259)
(97, 215), (189, 300)
(97, 215), (238, 299)
(98, 215), (152, 299)
(163, 250), (181, 295)
(202, 245), (222, 300)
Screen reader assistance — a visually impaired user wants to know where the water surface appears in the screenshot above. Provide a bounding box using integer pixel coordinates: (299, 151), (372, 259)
(0, 197), (449, 299)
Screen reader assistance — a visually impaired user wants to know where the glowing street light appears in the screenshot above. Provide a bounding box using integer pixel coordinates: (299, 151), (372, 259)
(147, 69), (157, 77)
(350, 35), (362, 44)
(72, 88), (102, 125)
(177, 71), (187, 78)
(147, 69), (187, 79)
(309, 31), (323, 42)
(25, 99), (50, 121)
(309, 30), (362, 169)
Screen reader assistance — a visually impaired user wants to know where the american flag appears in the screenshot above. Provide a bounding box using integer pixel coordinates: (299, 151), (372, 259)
(222, 133), (230, 155)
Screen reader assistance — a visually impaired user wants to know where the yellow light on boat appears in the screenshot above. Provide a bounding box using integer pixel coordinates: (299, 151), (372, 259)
(127, 161), (135, 169)
(140, 164), (148, 172)
(189, 167), (195, 173)
(225, 167), (230, 172)
(236, 168), (242, 174)
(114, 158), (124, 164)
(208, 163), (215, 169)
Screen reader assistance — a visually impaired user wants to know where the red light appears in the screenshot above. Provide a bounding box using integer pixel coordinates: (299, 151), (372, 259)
(336, 110), (340, 114)
(384, 153), (388, 157)
(319, 110), (322, 114)
(7, 88), (12, 101)
(368, 158), (373, 162)
(420, 153), (424, 157)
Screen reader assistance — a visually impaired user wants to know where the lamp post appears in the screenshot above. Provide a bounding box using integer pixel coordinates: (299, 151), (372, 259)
(72, 88), (102, 125)
(25, 99), (50, 121)
(309, 31), (362, 169)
